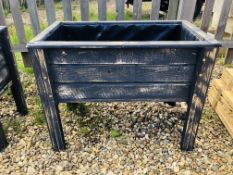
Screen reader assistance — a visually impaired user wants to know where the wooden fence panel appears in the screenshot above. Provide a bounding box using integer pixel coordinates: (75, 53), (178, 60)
(9, 0), (26, 44)
(214, 0), (232, 65)
(26, 0), (41, 35)
(44, 0), (56, 25)
(151, 0), (161, 20)
(98, 0), (107, 21)
(9, 0), (31, 66)
(167, 0), (179, 20)
(80, 0), (89, 21)
(62, 0), (72, 21)
(133, 0), (142, 20)
(215, 0), (232, 40)
(0, 0), (5, 25)
(201, 0), (215, 32)
(178, 0), (197, 21)
(116, 0), (125, 20)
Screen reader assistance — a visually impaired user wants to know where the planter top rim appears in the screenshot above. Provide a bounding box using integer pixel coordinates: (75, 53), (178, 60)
(27, 20), (221, 49)
(0, 26), (6, 32)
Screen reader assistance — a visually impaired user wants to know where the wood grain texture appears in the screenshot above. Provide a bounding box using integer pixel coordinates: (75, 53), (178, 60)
(9, 0), (26, 43)
(216, 99), (233, 138)
(54, 83), (191, 102)
(47, 48), (198, 65)
(201, 0), (215, 32)
(0, 28), (27, 115)
(178, 0), (197, 21)
(26, 0), (41, 35)
(49, 65), (195, 83)
(98, 0), (107, 21)
(80, 0), (89, 21)
(0, 0), (6, 26)
(225, 49), (233, 64)
(181, 48), (218, 151)
(9, 0), (31, 66)
(215, 0), (232, 40)
(62, 0), (72, 21)
(167, 0), (179, 20)
(116, 0), (125, 20)
(30, 49), (65, 150)
(133, 0), (142, 20)
(151, 0), (161, 20)
(44, 0), (56, 25)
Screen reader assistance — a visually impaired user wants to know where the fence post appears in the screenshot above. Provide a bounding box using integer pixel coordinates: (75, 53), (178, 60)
(151, 0), (161, 20)
(133, 0), (142, 20)
(26, 0), (41, 35)
(167, 0), (180, 20)
(177, 0), (197, 21)
(9, 0), (31, 67)
(80, 0), (89, 21)
(98, 0), (107, 21)
(116, 0), (125, 20)
(44, 0), (56, 25)
(0, 0), (6, 25)
(62, 0), (72, 21)
(201, 0), (215, 32)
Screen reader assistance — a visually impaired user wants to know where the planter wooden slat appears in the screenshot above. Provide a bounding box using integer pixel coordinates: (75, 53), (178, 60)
(28, 21), (220, 151)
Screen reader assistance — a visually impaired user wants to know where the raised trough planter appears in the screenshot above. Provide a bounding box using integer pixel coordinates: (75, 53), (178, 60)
(0, 26), (27, 151)
(27, 21), (220, 151)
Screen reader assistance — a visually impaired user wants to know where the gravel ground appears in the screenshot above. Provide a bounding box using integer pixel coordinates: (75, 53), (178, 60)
(0, 65), (233, 175)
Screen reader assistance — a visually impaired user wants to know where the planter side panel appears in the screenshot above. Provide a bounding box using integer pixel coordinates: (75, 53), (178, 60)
(45, 48), (198, 103)
(0, 50), (10, 91)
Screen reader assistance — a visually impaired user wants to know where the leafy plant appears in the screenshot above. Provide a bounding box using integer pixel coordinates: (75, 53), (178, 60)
(111, 129), (121, 138)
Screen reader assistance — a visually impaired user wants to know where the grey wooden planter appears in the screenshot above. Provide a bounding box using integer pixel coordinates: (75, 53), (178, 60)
(27, 21), (220, 151)
(0, 26), (28, 151)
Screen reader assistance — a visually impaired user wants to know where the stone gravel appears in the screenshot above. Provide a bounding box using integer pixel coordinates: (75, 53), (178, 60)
(0, 72), (233, 175)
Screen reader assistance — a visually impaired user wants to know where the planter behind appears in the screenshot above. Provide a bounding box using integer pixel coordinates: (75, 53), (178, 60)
(0, 26), (27, 151)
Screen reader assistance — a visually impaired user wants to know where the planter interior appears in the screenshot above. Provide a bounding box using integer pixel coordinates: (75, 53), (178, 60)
(45, 23), (198, 41)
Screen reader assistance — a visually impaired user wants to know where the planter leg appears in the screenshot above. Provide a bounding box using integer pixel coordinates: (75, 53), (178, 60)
(30, 49), (65, 151)
(0, 122), (8, 152)
(181, 49), (218, 151)
(42, 102), (65, 151)
(0, 29), (27, 115)
(11, 80), (28, 115)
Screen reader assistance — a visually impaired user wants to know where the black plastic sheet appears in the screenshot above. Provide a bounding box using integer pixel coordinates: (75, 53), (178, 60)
(47, 23), (198, 42)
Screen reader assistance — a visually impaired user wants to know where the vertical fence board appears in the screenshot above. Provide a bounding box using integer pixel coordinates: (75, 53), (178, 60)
(0, 0), (5, 25)
(214, 0), (232, 64)
(44, 0), (56, 25)
(9, 0), (31, 66)
(80, 0), (89, 21)
(201, 0), (215, 32)
(98, 0), (107, 21)
(225, 46), (233, 64)
(9, 0), (26, 43)
(116, 0), (125, 20)
(26, 0), (41, 35)
(167, 0), (179, 20)
(178, 0), (197, 21)
(151, 0), (161, 20)
(215, 0), (232, 40)
(133, 0), (142, 20)
(62, 0), (72, 21)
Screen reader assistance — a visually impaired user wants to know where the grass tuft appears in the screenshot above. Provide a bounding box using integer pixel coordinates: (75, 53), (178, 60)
(111, 128), (121, 138)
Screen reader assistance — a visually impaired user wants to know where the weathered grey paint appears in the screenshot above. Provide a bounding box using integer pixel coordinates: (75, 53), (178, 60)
(27, 21), (220, 151)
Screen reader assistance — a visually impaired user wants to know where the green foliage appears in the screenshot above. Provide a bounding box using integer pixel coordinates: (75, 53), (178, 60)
(78, 127), (90, 136)
(3, 117), (26, 135)
(32, 97), (46, 126)
(111, 129), (121, 138)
